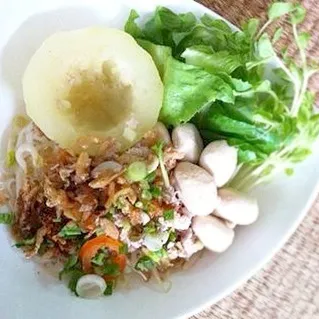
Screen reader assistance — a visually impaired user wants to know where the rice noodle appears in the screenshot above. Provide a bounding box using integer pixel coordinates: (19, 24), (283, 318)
(151, 268), (172, 293)
(15, 143), (39, 171)
(15, 168), (25, 199)
(16, 122), (33, 148)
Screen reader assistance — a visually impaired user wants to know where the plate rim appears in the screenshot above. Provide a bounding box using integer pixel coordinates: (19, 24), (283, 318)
(0, 1), (318, 318)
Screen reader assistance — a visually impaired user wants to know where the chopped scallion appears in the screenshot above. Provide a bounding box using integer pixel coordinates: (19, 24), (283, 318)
(0, 213), (14, 225)
(119, 243), (128, 254)
(125, 161), (148, 182)
(163, 209), (174, 221)
(141, 189), (152, 201)
(135, 201), (144, 209)
(6, 150), (16, 167)
(102, 263), (120, 276)
(135, 256), (155, 272)
(168, 230), (177, 242)
(58, 222), (82, 238)
(145, 171), (156, 183)
(91, 252), (106, 266)
(14, 237), (35, 248)
(104, 281), (114, 296)
(59, 255), (79, 280)
(150, 186), (161, 198)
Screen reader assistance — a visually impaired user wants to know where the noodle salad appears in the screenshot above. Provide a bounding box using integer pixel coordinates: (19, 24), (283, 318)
(0, 2), (318, 298)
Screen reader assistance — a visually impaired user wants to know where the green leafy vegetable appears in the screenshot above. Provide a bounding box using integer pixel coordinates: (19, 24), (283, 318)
(268, 2), (295, 20)
(68, 269), (85, 295)
(272, 27), (283, 44)
(168, 230), (177, 242)
(58, 255), (86, 295)
(181, 46), (244, 74)
(144, 7), (196, 47)
(200, 14), (232, 33)
(149, 185), (161, 198)
(102, 263), (120, 276)
(58, 222), (82, 238)
(91, 252), (107, 267)
(137, 39), (171, 78)
(14, 237), (35, 248)
(125, 3), (319, 191)
(242, 18), (260, 39)
(59, 255), (79, 280)
(163, 209), (174, 221)
(145, 171), (156, 183)
(144, 221), (157, 235)
(135, 256), (155, 272)
(134, 249), (168, 272)
(0, 213), (13, 225)
(125, 6), (196, 51)
(160, 57), (234, 125)
(297, 32), (310, 50)
(124, 9), (144, 38)
(257, 33), (276, 59)
(146, 248), (168, 263)
(290, 3), (306, 24)
(104, 281), (114, 296)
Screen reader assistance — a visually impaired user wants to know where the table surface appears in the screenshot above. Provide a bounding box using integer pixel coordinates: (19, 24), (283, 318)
(192, 1), (319, 318)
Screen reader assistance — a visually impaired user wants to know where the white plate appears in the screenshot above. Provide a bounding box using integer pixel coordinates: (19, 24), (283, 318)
(0, 0), (318, 318)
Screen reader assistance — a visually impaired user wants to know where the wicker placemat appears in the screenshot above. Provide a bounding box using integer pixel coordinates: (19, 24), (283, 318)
(191, 1), (319, 318)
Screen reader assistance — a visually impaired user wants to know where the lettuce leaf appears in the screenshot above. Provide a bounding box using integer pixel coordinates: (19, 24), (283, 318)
(144, 6), (196, 48)
(181, 46), (245, 74)
(124, 9), (144, 39)
(160, 57), (234, 126)
(136, 39), (171, 78)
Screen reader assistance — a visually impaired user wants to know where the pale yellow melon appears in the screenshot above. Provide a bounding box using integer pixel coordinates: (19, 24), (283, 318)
(23, 27), (163, 154)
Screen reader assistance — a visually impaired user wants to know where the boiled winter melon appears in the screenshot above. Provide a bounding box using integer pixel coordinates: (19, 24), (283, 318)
(23, 27), (163, 154)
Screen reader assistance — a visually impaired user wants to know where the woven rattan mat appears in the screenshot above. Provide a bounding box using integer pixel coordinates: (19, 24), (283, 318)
(191, 1), (319, 318)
